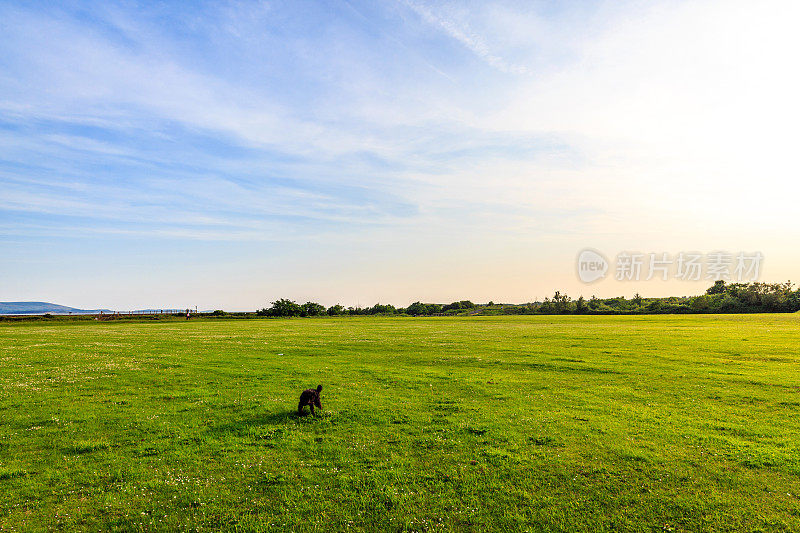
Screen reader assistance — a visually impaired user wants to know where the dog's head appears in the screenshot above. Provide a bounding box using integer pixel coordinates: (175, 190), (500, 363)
(314, 384), (322, 407)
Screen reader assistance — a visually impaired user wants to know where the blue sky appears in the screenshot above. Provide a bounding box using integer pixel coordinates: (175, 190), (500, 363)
(1, 0), (798, 310)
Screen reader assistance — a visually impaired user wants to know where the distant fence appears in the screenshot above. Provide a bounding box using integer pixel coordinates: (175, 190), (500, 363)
(0, 309), (200, 321)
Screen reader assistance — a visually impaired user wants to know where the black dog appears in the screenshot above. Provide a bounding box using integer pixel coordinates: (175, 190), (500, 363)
(298, 385), (323, 416)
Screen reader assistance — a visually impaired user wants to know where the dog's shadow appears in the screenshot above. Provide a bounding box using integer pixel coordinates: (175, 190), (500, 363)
(210, 409), (323, 437)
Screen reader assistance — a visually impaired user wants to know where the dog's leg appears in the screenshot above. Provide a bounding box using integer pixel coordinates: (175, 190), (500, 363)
(310, 404), (315, 416)
(298, 402), (305, 415)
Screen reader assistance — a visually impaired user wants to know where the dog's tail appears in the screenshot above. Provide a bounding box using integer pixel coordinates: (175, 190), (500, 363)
(316, 384), (323, 392)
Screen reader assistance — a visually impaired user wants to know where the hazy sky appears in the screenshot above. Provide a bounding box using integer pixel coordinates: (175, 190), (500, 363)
(1, 0), (798, 310)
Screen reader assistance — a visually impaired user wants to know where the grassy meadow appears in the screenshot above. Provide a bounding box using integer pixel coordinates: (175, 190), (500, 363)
(1, 314), (800, 531)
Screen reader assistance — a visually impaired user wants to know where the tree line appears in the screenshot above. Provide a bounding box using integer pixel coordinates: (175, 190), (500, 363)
(254, 299), (478, 317)
(250, 281), (799, 317)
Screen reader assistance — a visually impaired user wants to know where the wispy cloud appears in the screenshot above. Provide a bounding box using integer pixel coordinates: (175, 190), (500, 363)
(399, 0), (530, 75)
(1, 0), (798, 308)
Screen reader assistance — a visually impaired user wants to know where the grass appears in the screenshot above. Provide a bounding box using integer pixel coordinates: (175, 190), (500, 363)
(1, 314), (799, 531)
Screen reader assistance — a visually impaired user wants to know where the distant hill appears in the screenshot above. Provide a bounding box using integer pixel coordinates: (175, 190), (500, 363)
(0, 302), (111, 315)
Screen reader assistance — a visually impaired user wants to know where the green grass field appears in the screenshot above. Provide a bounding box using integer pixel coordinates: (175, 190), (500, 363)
(1, 315), (800, 531)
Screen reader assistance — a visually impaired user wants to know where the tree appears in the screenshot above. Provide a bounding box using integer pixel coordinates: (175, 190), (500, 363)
(646, 299), (663, 313)
(300, 302), (326, 317)
(551, 291), (572, 314)
(443, 300), (477, 312)
(259, 298), (301, 317)
(690, 295), (710, 311)
(406, 302), (441, 315)
(406, 302), (426, 315)
(327, 304), (345, 316)
(364, 303), (396, 315)
(706, 280), (726, 295)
